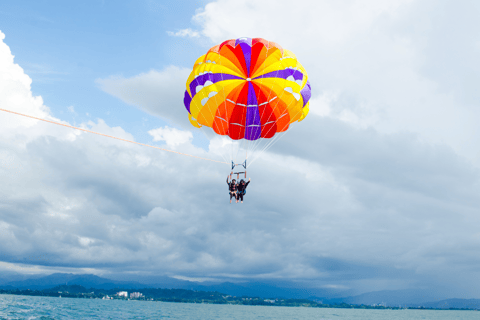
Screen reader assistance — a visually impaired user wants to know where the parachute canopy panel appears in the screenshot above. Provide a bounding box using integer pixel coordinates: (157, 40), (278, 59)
(184, 37), (311, 141)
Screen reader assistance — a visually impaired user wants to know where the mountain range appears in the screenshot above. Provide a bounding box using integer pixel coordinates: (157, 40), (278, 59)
(1, 273), (479, 309)
(0, 273), (151, 290)
(0, 273), (345, 298)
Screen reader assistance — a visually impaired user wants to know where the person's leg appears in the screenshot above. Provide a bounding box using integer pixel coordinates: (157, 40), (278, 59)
(230, 192), (233, 203)
(239, 193), (244, 203)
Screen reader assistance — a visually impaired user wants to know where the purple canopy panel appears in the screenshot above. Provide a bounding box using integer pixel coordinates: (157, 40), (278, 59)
(300, 80), (311, 107)
(190, 73), (242, 98)
(245, 82), (261, 141)
(235, 37), (252, 47)
(184, 90), (192, 113)
(235, 38), (253, 77)
(254, 69), (304, 81)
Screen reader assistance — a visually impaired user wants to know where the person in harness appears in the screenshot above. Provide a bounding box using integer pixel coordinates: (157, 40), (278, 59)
(226, 177), (237, 204)
(235, 178), (251, 203)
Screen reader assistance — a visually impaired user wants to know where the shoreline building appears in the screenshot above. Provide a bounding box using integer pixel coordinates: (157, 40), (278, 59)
(130, 292), (143, 299)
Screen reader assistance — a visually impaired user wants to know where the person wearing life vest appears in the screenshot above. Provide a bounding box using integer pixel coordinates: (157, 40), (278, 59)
(226, 177), (237, 204)
(235, 178), (251, 203)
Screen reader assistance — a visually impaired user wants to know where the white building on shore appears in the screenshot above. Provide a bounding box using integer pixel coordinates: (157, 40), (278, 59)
(116, 291), (128, 298)
(130, 292), (143, 299)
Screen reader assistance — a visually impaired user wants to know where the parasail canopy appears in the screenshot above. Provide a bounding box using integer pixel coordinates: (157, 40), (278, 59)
(184, 37), (311, 142)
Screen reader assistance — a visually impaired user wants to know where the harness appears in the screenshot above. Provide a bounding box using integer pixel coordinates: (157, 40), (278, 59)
(237, 184), (247, 195)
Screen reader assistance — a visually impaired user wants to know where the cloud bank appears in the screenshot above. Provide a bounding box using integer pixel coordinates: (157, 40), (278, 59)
(2, 0), (480, 299)
(96, 66), (191, 128)
(192, 0), (480, 162)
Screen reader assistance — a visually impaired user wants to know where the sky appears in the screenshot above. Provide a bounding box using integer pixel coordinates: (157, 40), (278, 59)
(1, 0), (480, 299)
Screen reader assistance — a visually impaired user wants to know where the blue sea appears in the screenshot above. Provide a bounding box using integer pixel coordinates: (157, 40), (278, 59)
(0, 294), (478, 320)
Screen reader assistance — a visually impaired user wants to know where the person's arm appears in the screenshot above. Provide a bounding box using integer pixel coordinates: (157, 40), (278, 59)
(227, 177), (229, 184)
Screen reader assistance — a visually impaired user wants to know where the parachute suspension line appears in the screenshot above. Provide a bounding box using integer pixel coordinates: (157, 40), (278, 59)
(242, 140), (249, 179)
(245, 40), (267, 160)
(195, 53), (230, 165)
(199, 125), (228, 164)
(247, 45), (308, 168)
(252, 39), (277, 157)
(243, 39), (280, 164)
(248, 93), (307, 168)
(234, 138), (243, 167)
(251, 40), (286, 161)
(249, 89), (307, 166)
(216, 45), (231, 166)
(244, 139), (249, 162)
(0, 108), (228, 165)
(248, 86), (289, 166)
(248, 127), (289, 168)
(248, 131), (286, 168)
(249, 103), (304, 168)
(195, 105), (228, 164)
(245, 140), (249, 172)
(251, 133), (265, 160)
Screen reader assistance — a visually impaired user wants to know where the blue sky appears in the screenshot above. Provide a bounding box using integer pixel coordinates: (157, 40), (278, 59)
(1, 0), (208, 142)
(1, 0), (480, 300)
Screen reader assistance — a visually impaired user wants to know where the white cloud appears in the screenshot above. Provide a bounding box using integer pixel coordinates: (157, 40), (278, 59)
(96, 66), (191, 128)
(0, 30), (83, 146)
(0, 31), (49, 130)
(194, 0), (414, 45)
(3, 0), (480, 299)
(171, 275), (219, 282)
(190, 0), (480, 163)
(167, 28), (200, 38)
(148, 126), (193, 147)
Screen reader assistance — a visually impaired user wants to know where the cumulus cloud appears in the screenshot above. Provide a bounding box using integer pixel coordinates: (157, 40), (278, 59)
(148, 126), (193, 146)
(3, 0), (480, 300)
(194, 0), (413, 45)
(0, 31), (83, 147)
(96, 66), (191, 128)
(191, 0), (480, 162)
(0, 31), (50, 130)
(167, 28), (200, 38)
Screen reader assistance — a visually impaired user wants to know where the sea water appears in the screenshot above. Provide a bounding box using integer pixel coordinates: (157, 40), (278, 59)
(0, 294), (477, 320)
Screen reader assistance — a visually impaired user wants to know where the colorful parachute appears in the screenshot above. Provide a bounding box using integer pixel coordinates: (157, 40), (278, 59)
(184, 37), (311, 141)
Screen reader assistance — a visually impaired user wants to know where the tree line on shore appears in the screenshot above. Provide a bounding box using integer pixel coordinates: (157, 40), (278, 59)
(0, 285), (477, 310)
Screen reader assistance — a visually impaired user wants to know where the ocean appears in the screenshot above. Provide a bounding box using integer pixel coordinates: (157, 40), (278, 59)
(0, 294), (477, 320)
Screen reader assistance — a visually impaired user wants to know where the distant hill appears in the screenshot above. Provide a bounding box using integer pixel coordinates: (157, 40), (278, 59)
(3, 284), (480, 310)
(95, 275), (351, 299)
(422, 298), (480, 309)
(191, 281), (348, 300)
(3, 273), (479, 309)
(0, 273), (44, 286)
(45, 284), (89, 294)
(315, 289), (449, 307)
(1, 273), (350, 299)
(1, 273), (150, 290)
